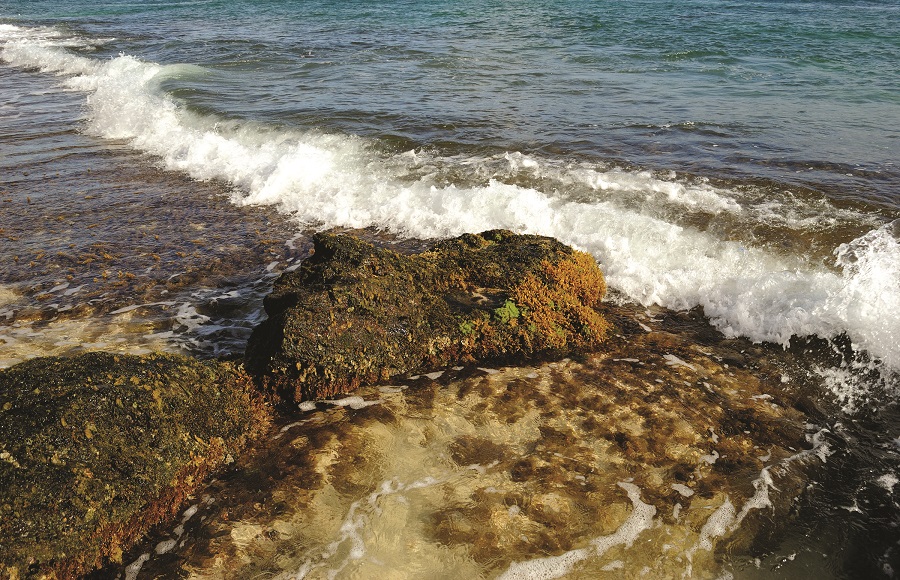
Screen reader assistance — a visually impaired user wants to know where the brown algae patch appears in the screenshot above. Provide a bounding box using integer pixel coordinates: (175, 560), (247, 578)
(116, 328), (824, 579)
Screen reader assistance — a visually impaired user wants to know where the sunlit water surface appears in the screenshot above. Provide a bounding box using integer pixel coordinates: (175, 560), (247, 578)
(2, 1), (900, 577)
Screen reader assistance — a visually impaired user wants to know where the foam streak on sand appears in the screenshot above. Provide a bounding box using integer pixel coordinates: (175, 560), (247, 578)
(282, 477), (444, 580)
(3, 24), (900, 377)
(683, 427), (833, 577)
(497, 482), (656, 580)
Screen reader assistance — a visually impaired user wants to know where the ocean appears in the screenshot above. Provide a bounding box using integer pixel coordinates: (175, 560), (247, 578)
(1, 0), (899, 577)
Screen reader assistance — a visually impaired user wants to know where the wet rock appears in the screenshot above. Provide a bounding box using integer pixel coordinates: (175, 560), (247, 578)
(245, 230), (609, 402)
(113, 316), (820, 580)
(0, 352), (271, 580)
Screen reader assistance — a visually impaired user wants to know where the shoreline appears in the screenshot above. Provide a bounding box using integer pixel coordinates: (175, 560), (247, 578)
(1, 230), (870, 579)
(3, 6), (900, 575)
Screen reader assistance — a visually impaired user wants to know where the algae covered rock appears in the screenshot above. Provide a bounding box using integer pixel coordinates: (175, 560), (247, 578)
(245, 230), (610, 402)
(0, 352), (271, 580)
(115, 326), (817, 580)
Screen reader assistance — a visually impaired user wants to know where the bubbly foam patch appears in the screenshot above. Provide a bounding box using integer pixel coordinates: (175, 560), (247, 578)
(323, 396), (383, 410)
(877, 473), (898, 493)
(830, 221), (900, 369)
(697, 500), (737, 553)
(3, 24), (899, 385)
(684, 425), (833, 577)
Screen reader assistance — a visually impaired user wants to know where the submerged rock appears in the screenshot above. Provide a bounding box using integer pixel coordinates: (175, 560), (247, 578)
(111, 311), (820, 579)
(245, 230), (609, 402)
(0, 352), (271, 580)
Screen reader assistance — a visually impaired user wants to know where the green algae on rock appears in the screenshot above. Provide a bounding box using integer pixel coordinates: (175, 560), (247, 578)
(245, 230), (609, 402)
(0, 352), (271, 580)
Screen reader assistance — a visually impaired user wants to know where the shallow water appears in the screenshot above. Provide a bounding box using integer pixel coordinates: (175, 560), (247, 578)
(2, 1), (900, 577)
(92, 314), (833, 579)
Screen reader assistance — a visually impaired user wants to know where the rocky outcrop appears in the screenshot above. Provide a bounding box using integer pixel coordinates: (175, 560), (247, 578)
(113, 316), (818, 580)
(5, 230), (823, 579)
(0, 352), (271, 580)
(245, 230), (610, 403)
(0, 230), (612, 578)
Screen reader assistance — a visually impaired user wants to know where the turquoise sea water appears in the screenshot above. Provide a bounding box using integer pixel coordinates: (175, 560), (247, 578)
(4, 0), (898, 203)
(2, 0), (900, 577)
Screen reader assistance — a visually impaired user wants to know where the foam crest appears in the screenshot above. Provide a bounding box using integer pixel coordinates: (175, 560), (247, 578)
(3, 24), (899, 383)
(829, 221), (900, 368)
(0, 25), (99, 75)
(502, 152), (743, 214)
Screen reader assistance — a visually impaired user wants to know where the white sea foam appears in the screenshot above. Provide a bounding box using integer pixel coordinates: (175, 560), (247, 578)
(696, 500), (737, 553)
(324, 396), (383, 410)
(124, 553), (149, 580)
(281, 476), (444, 580)
(671, 483), (695, 497)
(664, 354), (697, 371)
(877, 473), (898, 493)
(3, 24), (899, 390)
(497, 481), (656, 579)
(685, 426), (833, 577)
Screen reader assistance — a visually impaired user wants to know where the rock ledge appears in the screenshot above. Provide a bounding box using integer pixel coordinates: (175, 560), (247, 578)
(245, 230), (610, 402)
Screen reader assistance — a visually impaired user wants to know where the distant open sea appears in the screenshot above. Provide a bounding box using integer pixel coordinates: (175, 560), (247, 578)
(2, 0), (899, 577)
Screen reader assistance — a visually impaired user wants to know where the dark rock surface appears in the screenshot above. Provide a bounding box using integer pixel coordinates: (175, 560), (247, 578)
(245, 230), (610, 403)
(0, 352), (271, 580)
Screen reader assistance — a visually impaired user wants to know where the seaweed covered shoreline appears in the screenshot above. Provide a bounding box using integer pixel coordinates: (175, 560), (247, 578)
(1, 231), (832, 579)
(3, 3), (900, 574)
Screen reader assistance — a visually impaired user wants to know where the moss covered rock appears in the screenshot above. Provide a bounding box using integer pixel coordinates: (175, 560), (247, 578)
(0, 352), (271, 580)
(245, 230), (610, 402)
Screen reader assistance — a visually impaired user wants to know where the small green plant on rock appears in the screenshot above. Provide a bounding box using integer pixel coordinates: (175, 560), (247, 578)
(493, 300), (521, 325)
